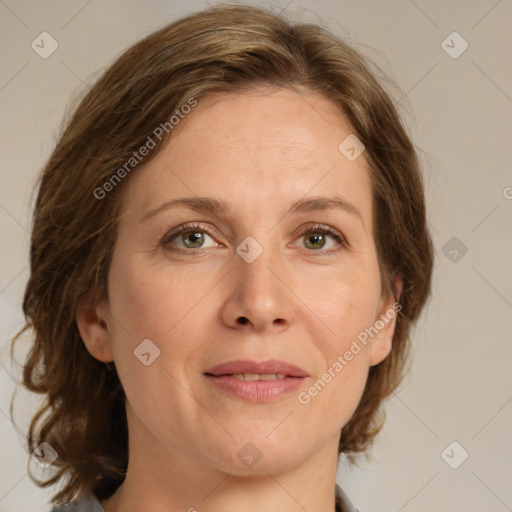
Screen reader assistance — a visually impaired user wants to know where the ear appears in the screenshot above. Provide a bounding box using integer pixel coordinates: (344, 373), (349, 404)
(368, 273), (403, 366)
(76, 293), (114, 363)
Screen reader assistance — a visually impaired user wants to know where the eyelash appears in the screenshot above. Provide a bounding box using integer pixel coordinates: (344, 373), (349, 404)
(161, 222), (347, 255)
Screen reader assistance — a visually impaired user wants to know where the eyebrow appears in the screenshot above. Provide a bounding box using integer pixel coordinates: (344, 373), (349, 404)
(140, 195), (365, 228)
(288, 196), (364, 227)
(140, 197), (229, 222)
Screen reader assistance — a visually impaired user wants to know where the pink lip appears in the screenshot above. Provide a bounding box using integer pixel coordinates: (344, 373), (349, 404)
(205, 359), (309, 377)
(204, 359), (309, 404)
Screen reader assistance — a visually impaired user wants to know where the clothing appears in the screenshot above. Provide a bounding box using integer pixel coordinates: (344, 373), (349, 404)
(336, 484), (360, 512)
(50, 484), (359, 512)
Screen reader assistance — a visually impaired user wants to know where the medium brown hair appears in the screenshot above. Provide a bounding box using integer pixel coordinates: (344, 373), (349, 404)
(11, 3), (433, 507)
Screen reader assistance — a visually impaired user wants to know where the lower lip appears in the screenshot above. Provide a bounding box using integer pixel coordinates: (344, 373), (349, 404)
(205, 375), (306, 403)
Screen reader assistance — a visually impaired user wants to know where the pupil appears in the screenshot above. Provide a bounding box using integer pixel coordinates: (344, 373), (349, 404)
(306, 233), (324, 249)
(184, 231), (203, 247)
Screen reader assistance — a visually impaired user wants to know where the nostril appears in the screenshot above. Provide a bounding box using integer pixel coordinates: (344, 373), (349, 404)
(237, 316), (249, 325)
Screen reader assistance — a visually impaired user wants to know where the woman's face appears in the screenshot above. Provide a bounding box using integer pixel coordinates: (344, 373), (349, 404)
(84, 87), (398, 475)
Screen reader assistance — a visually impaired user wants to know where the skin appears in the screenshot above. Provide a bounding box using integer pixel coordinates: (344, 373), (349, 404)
(77, 86), (401, 512)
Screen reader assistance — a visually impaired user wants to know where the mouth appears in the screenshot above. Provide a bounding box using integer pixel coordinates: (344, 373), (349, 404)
(228, 373), (287, 381)
(205, 359), (309, 378)
(204, 359), (309, 403)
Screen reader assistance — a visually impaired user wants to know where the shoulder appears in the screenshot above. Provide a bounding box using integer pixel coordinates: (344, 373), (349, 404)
(50, 494), (105, 512)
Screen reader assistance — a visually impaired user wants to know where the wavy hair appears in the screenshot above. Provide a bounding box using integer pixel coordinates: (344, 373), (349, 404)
(11, 3), (433, 507)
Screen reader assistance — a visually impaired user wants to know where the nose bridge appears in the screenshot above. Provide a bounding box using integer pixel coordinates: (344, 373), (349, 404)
(236, 236), (282, 302)
(221, 235), (294, 332)
(237, 240), (278, 295)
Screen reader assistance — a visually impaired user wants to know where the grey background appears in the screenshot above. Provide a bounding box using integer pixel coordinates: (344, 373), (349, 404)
(1, 1), (511, 511)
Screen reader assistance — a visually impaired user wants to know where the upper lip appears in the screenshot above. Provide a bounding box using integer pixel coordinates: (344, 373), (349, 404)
(205, 359), (309, 378)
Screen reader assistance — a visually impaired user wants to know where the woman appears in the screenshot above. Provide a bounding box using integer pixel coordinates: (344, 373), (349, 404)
(12, 4), (433, 511)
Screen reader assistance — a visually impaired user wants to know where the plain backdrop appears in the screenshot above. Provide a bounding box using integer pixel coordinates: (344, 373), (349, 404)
(1, 1), (511, 511)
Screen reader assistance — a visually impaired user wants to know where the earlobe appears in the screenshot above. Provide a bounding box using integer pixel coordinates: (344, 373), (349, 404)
(369, 337), (392, 367)
(75, 294), (114, 363)
(368, 272), (403, 367)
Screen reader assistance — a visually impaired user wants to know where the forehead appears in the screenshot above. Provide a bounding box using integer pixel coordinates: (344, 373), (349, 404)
(119, 87), (373, 229)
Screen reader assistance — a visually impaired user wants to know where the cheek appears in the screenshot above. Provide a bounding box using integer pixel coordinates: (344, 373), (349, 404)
(104, 256), (206, 425)
(308, 265), (381, 349)
(105, 249), (224, 387)
(107, 250), (210, 340)
(300, 265), (380, 410)
(298, 304), (372, 431)
(296, 330), (370, 438)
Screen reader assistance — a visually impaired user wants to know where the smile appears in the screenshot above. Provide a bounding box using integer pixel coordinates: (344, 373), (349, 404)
(204, 359), (309, 403)
(231, 373), (286, 381)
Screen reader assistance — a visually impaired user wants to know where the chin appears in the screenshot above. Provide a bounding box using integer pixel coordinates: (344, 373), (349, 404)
(205, 431), (314, 475)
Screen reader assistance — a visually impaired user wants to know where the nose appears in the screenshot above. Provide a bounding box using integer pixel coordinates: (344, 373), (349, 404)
(219, 244), (295, 333)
